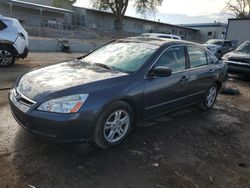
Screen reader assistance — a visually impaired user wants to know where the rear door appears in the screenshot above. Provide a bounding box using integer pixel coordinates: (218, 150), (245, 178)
(185, 45), (217, 102)
(144, 45), (190, 118)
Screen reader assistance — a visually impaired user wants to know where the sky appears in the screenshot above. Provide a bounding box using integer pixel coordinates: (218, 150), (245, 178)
(74, 0), (234, 24)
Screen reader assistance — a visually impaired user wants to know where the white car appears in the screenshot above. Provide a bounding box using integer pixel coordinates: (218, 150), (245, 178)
(0, 15), (29, 67)
(203, 39), (236, 59)
(140, 33), (182, 40)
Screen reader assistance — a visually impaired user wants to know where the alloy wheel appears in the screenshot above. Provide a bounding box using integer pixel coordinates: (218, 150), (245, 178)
(206, 86), (217, 107)
(103, 110), (130, 143)
(0, 50), (13, 66)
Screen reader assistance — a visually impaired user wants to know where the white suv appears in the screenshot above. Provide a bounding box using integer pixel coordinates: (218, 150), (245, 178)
(0, 15), (29, 67)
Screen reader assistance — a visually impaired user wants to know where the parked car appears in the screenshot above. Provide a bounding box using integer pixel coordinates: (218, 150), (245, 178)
(203, 39), (236, 59)
(0, 15), (29, 67)
(9, 37), (227, 148)
(222, 41), (250, 75)
(140, 33), (181, 40)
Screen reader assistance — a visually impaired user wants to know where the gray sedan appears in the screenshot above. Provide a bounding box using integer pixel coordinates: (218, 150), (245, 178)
(9, 37), (228, 148)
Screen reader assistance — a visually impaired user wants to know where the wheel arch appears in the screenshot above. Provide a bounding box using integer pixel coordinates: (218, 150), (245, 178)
(0, 42), (18, 57)
(96, 96), (142, 125)
(214, 81), (222, 91)
(119, 98), (142, 122)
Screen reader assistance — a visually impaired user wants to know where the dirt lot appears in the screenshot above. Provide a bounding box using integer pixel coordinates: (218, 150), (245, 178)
(0, 53), (250, 188)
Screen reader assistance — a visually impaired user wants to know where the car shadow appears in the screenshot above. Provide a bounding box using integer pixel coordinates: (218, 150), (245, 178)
(11, 107), (229, 188)
(229, 74), (250, 83)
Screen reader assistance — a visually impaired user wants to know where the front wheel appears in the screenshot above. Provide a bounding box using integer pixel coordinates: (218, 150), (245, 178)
(0, 46), (16, 67)
(199, 84), (218, 110)
(94, 101), (134, 149)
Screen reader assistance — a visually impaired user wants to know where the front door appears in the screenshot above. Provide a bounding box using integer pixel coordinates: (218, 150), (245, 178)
(144, 46), (190, 118)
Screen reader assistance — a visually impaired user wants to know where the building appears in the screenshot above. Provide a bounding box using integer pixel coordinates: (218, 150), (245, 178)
(226, 18), (250, 44)
(0, 0), (199, 41)
(182, 22), (228, 43)
(80, 7), (199, 41)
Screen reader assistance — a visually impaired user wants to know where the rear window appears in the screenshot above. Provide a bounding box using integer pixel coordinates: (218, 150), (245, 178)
(223, 41), (232, 47)
(187, 46), (208, 68)
(159, 35), (171, 39)
(0, 20), (7, 30)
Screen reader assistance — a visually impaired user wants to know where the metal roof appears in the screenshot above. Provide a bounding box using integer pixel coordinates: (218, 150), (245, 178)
(181, 22), (227, 28)
(228, 17), (250, 21)
(76, 7), (199, 31)
(9, 0), (75, 13)
(119, 36), (199, 46)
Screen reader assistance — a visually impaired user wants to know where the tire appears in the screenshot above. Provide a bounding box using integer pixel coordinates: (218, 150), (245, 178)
(0, 46), (16, 67)
(199, 84), (218, 110)
(94, 101), (134, 149)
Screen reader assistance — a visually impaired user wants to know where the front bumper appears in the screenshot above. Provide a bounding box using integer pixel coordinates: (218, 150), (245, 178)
(225, 60), (250, 75)
(18, 47), (29, 59)
(9, 91), (96, 143)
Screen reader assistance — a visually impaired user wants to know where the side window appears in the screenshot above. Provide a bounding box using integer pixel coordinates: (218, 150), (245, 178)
(187, 46), (207, 68)
(206, 50), (218, 64)
(223, 41), (232, 47)
(156, 46), (186, 72)
(0, 20), (7, 30)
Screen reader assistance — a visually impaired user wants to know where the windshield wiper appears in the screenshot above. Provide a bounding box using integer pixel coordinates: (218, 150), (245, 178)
(94, 63), (113, 71)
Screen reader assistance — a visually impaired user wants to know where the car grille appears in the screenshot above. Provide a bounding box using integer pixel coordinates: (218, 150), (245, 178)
(13, 87), (36, 106)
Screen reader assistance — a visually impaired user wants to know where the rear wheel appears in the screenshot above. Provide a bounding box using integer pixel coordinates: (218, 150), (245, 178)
(94, 101), (134, 149)
(199, 84), (218, 110)
(0, 46), (15, 67)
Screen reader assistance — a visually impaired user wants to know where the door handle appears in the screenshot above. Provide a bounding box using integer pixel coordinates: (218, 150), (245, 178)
(180, 75), (189, 82)
(209, 69), (215, 73)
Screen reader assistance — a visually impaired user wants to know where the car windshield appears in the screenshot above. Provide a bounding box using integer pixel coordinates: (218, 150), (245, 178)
(236, 42), (250, 53)
(206, 40), (223, 45)
(82, 41), (158, 73)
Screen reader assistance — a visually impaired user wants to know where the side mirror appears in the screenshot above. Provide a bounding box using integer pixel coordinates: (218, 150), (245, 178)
(150, 66), (172, 77)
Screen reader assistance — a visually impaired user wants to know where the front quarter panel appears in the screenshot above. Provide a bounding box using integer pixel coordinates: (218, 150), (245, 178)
(82, 74), (145, 121)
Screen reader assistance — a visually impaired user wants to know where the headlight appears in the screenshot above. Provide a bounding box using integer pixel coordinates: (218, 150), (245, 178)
(221, 55), (229, 61)
(37, 94), (89, 113)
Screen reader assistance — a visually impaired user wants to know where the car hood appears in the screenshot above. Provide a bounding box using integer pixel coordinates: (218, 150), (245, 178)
(17, 60), (128, 100)
(224, 51), (250, 62)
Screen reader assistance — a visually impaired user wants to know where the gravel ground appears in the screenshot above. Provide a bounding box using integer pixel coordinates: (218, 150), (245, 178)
(0, 53), (250, 188)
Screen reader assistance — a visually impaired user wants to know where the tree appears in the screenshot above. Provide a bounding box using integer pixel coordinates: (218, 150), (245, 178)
(226, 0), (250, 18)
(53, 0), (77, 8)
(90, 0), (163, 31)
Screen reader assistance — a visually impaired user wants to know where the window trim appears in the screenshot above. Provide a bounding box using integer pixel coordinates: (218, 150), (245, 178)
(186, 45), (211, 70)
(0, 20), (7, 30)
(205, 50), (217, 65)
(145, 44), (188, 78)
(145, 44), (217, 79)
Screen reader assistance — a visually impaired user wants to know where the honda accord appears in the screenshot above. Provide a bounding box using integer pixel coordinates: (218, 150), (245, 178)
(9, 37), (228, 148)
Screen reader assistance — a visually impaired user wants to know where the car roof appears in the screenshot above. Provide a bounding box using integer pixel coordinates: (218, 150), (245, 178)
(142, 33), (179, 36)
(207, 39), (231, 42)
(0, 15), (18, 23)
(118, 36), (198, 47)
